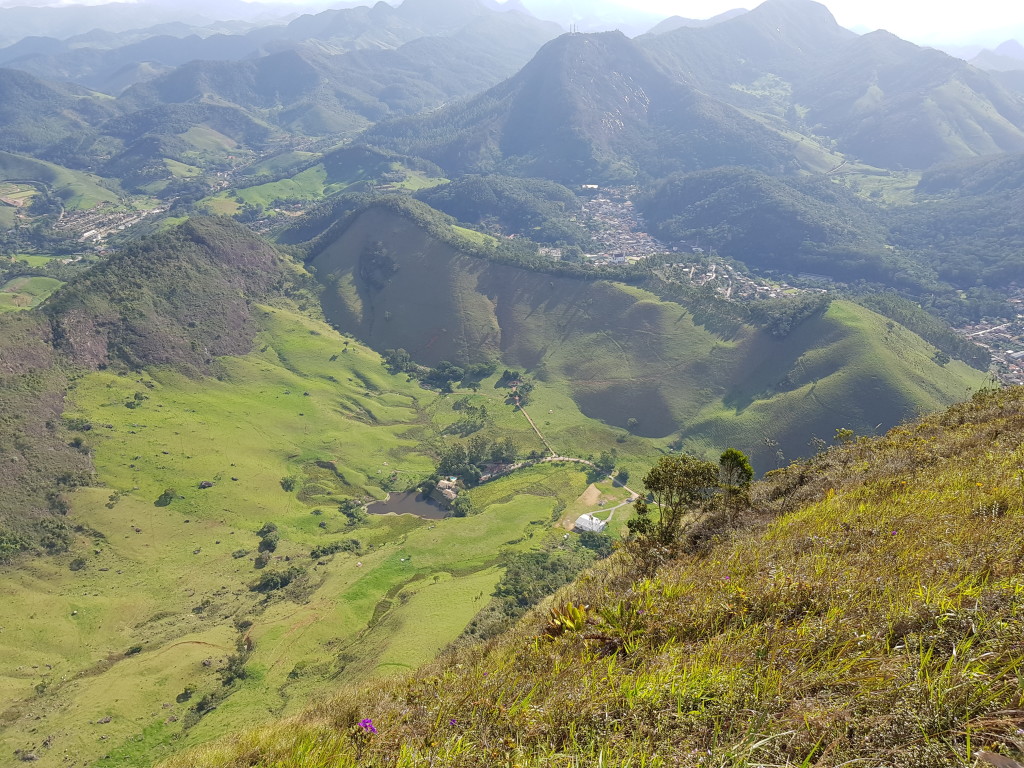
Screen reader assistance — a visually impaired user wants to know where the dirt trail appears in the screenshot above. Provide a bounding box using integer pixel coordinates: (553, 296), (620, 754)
(517, 403), (556, 455)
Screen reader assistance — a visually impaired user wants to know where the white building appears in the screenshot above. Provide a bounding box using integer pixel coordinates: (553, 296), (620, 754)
(574, 513), (608, 534)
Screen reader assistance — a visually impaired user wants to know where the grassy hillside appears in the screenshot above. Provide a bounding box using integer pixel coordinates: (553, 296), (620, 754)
(312, 201), (986, 469)
(202, 146), (447, 218)
(0, 276), (62, 311)
(0, 304), (637, 768)
(160, 384), (1024, 768)
(0, 217), (663, 768)
(0, 150), (119, 210)
(44, 216), (289, 370)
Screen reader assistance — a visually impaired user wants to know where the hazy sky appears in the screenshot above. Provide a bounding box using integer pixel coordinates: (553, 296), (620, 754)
(625, 0), (1022, 44)
(0, 0), (1019, 46)
(510, 0), (1024, 45)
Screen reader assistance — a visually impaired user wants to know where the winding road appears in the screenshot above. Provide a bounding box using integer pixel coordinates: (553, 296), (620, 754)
(516, 402), (641, 522)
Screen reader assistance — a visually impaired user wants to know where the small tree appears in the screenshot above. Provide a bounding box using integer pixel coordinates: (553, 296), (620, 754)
(450, 495), (474, 518)
(627, 454), (718, 548)
(719, 448), (753, 517)
(594, 451), (616, 476)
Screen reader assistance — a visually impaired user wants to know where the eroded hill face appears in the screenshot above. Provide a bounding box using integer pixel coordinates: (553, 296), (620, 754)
(46, 217), (288, 371)
(311, 201), (986, 467)
(0, 217), (289, 559)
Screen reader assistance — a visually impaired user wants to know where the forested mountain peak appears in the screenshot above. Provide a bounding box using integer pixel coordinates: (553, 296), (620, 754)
(366, 29), (797, 182)
(639, 0), (855, 86)
(645, 9), (748, 36)
(797, 28), (1024, 167)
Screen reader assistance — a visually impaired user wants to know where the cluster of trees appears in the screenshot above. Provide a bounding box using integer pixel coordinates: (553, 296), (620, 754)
(310, 538), (360, 559)
(462, 535), (613, 641)
(381, 347), (496, 392)
(434, 435), (518, 486)
(444, 397), (490, 437)
(250, 565), (305, 594)
(416, 174), (594, 248)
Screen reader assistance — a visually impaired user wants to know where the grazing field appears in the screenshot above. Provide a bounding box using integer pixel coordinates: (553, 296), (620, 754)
(165, 159), (202, 179)
(202, 151), (447, 217)
(0, 276), (63, 311)
(0, 150), (119, 210)
(0, 306), (642, 768)
(161, 387), (1024, 768)
(8, 253), (58, 267)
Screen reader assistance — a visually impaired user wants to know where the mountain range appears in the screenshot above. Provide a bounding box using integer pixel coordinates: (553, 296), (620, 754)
(3, 3), (1024, 765)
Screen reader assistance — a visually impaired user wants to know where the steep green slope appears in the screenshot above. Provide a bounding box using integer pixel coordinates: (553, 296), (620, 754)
(44, 216), (289, 370)
(886, 153), (1024, 291)
(797, 31), (1024, 169)
(312, 200), (986, 468)
(637, 0), (1024, 170)
(161, 386), (1024, 768)
(0, 311), (91, 561)
(0, 67), (115, 155)
(0, 217), (291, 562)
(639, 166), (894, 281)
(0, 150), (119, 210)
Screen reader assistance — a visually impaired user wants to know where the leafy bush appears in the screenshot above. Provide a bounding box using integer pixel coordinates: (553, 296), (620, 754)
(250, 566), (305, 594)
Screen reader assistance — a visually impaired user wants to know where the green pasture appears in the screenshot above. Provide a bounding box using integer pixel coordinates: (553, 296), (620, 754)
(0, 276), (63, 312)
(0, 150), (119, 210)
(452, 225), (497, 247)
(203, 158), (447, 216)
(385, 166), (447, 191)
(0, 306), (625, 768)
(165, 158), (202, 179)
(841, 165), (923, 204)
(240, 151), (318, 179)
(9, 254), (58, 267)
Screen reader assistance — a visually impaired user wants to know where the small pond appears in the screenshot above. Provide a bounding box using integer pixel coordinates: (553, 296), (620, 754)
(368, 491), (449, 520)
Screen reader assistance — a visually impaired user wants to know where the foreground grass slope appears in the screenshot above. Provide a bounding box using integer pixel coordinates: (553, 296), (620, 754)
(312, 200), (986, 467)
(164, 385), (1024, 768)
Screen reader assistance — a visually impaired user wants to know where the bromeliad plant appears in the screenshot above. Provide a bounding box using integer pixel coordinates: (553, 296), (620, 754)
(543, 601), (589, 638)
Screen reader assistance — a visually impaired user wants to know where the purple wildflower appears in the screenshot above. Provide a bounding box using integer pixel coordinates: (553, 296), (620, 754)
(358, 718), (377, 734)
(449, 718), (457, 726)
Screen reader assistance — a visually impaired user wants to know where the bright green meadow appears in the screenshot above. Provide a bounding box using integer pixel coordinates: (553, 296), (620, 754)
(0, 276), (63, 312)
(0, 305), (649, 768)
